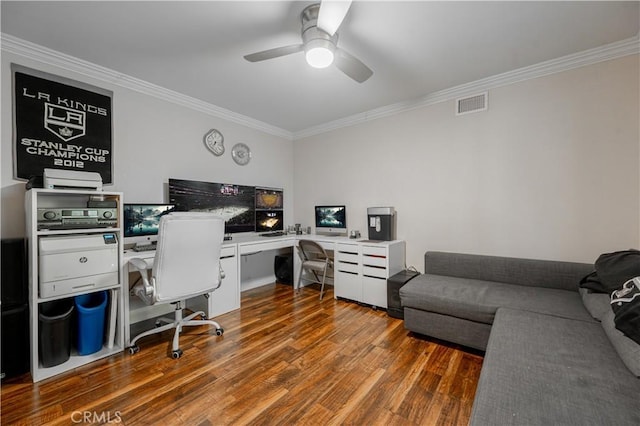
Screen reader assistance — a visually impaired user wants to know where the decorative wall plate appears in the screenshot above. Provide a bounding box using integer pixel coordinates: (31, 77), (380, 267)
(231, 143), (251, 166)
(204, 129), (225, 156)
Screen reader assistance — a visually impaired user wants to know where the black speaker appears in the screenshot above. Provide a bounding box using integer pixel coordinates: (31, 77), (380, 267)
(387, 269), (420, 319)
(1, 238), (28, 307)
(274, 254), (293, 285)
(1, 305), (30, 378)
(1, 238), (30, 379)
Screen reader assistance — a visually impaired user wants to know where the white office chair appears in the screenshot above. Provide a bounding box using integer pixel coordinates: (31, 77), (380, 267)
(297, 239), (333, 300)
(128, 212), (226, 359)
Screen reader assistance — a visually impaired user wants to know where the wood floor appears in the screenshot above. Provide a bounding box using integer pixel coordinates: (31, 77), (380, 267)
(1, 283), (483, 425)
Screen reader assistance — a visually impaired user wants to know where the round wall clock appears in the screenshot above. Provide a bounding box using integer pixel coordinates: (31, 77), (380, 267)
(204, 129), (225, 156)
(231, 143), (252, 166)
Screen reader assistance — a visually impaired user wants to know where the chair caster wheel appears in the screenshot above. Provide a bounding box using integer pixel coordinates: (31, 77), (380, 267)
(128, 345), (140, 355)
(172, 349), (183, 359)
(216, 328), (224, 336)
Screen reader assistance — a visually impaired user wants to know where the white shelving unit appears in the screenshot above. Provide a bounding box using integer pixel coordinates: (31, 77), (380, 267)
(26, 189), (124, 382)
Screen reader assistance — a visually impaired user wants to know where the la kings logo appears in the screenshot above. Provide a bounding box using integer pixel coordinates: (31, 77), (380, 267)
(44, 103), (86, 142)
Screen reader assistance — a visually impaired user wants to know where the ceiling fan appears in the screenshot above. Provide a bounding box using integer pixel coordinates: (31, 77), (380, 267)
(244, 0), (373, 83)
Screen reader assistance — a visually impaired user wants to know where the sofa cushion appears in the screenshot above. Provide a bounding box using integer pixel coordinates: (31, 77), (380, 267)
(400, 274), (593, 325)
(470, 308), (640, 426)
(601, 309), (640, 377)
(403, 307), (492, 351)
(579, 287), (612, 321)
(424, 251), (593, 291)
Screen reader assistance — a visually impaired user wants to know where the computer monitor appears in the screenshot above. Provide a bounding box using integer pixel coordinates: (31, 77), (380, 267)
(255, 187), (283, 210)
(168, 178), (255, 233)
(315, 205), (347, 236)
(123, 204), (175, 246)
(256, 210), (284, 233)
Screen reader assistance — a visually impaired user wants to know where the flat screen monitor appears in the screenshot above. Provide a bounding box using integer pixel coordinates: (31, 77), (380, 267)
(123, 203), (175, 246)
(315, 205), (347, 235)
(256, 210), (284, 233)
(255, 187), (283, 210)
(168, 178), (256, 233)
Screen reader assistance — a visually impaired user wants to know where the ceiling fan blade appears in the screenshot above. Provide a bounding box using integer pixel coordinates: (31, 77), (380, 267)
(243, 44), (304, 62)
(317, 0), (352, 36)
(334, 48), (373, 83)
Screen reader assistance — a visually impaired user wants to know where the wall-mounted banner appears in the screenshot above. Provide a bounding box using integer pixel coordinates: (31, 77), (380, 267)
(12, 64), (113, 184)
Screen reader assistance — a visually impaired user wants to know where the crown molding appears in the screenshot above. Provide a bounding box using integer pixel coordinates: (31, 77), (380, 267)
(3, 33), (638, 141)
(1, 33), (294, 140)
(292, 35), (640, 140)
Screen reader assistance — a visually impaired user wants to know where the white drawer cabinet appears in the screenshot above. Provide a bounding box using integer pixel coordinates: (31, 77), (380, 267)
(333, 240), (405, 309)
(334, 243), (361, 301)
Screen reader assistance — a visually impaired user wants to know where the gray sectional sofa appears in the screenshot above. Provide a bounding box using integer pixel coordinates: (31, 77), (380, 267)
(399, 251), (640, 426)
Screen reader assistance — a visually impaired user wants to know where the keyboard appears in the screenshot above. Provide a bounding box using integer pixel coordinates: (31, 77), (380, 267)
(132, 244), (156, 252)
(260, 232), (287, 237)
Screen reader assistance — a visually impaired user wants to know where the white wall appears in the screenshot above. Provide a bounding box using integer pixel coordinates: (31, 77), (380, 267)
(1, 51), (294, 240)
(294, 55), (640, 268)
(3, 46), (638, 274)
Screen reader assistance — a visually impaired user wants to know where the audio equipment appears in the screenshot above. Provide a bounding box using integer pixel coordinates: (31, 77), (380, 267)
(37, 207), (117, 230)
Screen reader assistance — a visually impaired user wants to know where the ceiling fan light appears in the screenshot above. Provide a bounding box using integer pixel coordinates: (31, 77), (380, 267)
(306, 47), (334, 68)
(305, 38), (335, 68)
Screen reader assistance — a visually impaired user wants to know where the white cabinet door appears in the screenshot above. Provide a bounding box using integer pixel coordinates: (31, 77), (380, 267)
(207, 247), (239, 317)
(335, 270), (361, 301)
(185, 246), (239, 318)
(362, 275), (388, 308)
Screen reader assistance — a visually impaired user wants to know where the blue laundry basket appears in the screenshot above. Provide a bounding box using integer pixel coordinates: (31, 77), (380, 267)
(74, 290), (108, 355)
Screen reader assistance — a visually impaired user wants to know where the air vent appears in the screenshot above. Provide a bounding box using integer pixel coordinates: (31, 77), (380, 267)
(456, 92), (488, 115)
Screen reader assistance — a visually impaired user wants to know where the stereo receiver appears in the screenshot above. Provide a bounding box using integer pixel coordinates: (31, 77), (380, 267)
(37, 208), (117, 230)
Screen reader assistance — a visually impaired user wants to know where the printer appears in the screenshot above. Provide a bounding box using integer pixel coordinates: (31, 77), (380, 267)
(39, 233), (119, 298)
(43, 168), (103, 191)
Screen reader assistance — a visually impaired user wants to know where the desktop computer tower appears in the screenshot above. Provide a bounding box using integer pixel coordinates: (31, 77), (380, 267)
(1, 238), (30, 379)
(274, 253), (293, 285)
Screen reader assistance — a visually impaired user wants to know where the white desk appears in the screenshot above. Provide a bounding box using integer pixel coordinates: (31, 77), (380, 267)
(123, 234), (405, 345)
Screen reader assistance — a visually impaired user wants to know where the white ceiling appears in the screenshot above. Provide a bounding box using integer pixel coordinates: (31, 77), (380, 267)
(2, 1), (639, 136)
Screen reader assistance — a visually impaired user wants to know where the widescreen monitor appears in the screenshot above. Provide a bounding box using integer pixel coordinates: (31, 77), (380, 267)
(315, 205), (347, 235)
(123, 204), (175, 246)
(168, 178), (256, 233)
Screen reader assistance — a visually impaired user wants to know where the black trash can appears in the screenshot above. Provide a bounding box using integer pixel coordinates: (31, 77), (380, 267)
(39, 299), (74, 367)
